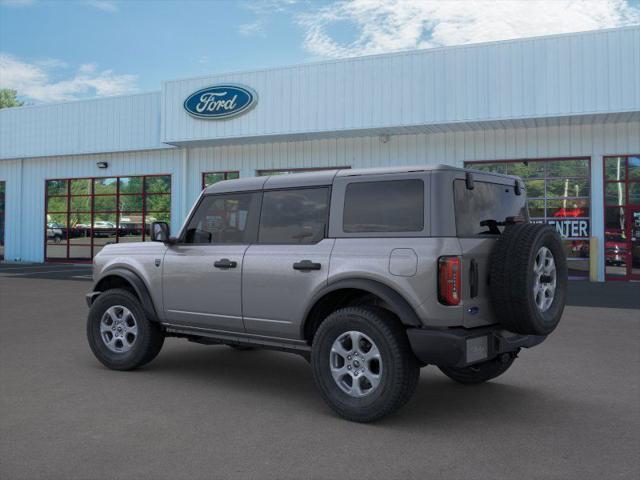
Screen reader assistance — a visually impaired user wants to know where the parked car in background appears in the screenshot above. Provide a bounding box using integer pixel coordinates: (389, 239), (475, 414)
(46, 222), (64, 243)
(93, 221), (116, 238)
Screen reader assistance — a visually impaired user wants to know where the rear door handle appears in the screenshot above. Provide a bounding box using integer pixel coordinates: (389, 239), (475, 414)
(214, 258), (237, 269)
(293, 260), (321, 271)
(469, 259), (479, 298)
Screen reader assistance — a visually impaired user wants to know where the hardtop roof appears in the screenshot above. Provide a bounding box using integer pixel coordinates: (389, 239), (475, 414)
(203, 164), (519, 194)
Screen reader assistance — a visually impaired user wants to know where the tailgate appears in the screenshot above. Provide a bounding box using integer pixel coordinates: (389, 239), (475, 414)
(458, 237), (499, 328)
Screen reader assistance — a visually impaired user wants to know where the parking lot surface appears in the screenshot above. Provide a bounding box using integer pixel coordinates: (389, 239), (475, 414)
(1, 264), (639, 480)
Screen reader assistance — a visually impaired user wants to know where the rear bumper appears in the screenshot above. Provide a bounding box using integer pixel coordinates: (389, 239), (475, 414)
(406, 325), (546, 368)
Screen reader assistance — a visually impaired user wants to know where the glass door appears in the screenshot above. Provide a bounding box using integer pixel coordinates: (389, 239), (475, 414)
(631, 208), (640, 280)
(604, 155), (640, 281)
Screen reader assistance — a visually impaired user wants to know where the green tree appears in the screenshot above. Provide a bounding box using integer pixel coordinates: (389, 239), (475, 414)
(0, 89), (24, 109)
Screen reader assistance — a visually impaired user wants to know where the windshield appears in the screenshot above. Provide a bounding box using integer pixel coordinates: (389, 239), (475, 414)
(454, 179), (528, 236)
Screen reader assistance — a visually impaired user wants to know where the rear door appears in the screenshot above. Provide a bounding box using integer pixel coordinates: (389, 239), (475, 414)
(242, 187), (334, 340)
(162, 192), (261, 332)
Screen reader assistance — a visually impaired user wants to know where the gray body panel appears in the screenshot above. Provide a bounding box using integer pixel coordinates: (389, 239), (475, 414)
(242, 239), (335, 339)
(93, 242), (167, 320)
(327, 237), (464, 327)
(162, 244), (247, 332)
(93, 164), (527, 346)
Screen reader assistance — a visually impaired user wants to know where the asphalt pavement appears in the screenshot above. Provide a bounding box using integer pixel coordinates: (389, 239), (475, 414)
(0, 264), (638, 479)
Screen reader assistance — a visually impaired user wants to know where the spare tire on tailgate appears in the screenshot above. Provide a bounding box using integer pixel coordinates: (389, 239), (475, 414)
(489, 223), (567, 336)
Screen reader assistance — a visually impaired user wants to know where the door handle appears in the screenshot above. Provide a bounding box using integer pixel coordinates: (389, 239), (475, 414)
(469, 259), (479, 298)
(293, 260), (321, 271)
(214, 258), (237, 269)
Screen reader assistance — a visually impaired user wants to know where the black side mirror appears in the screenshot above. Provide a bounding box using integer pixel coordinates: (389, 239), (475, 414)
(151, 222), (170, 243)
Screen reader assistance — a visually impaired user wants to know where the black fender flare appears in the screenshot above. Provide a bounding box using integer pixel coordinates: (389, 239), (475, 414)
(303, 278), (422, 336)
(93, 268), (159, 322)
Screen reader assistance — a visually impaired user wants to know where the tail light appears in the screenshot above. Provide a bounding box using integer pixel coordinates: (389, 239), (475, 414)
(438, 256), (461, 306)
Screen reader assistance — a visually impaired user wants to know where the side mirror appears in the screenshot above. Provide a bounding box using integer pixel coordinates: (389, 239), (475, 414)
(151, 222), (170, 243)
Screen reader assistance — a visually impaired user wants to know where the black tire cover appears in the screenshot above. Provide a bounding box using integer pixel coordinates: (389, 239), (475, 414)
(489, 223), (568, 335)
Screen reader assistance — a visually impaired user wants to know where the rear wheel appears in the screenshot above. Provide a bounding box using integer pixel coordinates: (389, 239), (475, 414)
(87, 288), (164, 371)
(311, 306), (419, 423)
(438, 353), (517, 385)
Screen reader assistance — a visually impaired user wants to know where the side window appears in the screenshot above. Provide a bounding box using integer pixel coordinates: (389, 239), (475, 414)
(343, 179), (424, 233)
(183, 193), (260, 244)
(259, 188), (330, 244)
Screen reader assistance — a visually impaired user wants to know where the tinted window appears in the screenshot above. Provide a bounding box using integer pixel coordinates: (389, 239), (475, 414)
(454, 180), (528, 236)
(343, 180), (424, 233)
(259, 188), (329, 244)
(184, 193), (260, 244)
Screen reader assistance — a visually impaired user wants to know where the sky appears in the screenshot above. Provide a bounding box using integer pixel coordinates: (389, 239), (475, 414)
(1, 0), (639, 104)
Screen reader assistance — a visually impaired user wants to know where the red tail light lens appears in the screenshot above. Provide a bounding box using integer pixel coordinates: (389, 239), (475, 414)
(438, 256), (461, 306)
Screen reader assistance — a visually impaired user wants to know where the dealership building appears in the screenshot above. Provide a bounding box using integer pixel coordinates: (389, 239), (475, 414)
(0, 26), (638, 281)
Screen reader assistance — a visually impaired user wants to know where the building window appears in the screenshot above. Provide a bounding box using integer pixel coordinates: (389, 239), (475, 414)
(256, 167), (349, 176)
(603, 155), (640, 281)
(202, 171), (239, 189)
(465, 158), (591, 279)
(0, 181), (5, 260)
(45, 175), (171, 261)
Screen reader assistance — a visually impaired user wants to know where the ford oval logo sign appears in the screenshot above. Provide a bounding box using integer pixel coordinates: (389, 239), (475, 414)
(183, 84), (257, 120)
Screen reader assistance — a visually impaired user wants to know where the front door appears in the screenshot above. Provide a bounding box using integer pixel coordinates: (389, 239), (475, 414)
(242, 187), (333, 340)
(162, 192), (261, 332)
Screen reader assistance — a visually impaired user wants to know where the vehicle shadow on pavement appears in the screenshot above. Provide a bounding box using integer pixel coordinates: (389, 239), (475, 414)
(105, 342), (577, 427)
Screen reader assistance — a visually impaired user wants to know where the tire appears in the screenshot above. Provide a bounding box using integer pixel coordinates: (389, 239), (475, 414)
(87, 288), (164, 371)
(489, 223), (567, 335)
(311, 306), (420, 423)
(439, 353), (516, 385)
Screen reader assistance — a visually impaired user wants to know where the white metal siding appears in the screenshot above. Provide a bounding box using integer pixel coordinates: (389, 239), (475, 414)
(163, 27), (640, 144)
(1, 119), (638, 281)
(0, 92), (168, 160)
(0, 149), (184, 262)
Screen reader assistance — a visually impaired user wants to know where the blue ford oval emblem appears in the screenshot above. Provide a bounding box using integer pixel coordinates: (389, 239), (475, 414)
(183, 84), (257, 119)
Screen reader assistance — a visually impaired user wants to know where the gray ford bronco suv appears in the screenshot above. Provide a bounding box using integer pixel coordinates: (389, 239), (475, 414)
(86, 166), (567, 422)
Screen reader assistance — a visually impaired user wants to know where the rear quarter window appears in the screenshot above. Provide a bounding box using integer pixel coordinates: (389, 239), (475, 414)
(454, 179), (528, 236)
(343, 179), (424, 233)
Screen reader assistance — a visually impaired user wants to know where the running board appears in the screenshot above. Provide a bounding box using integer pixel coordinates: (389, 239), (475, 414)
(162, 323), (312, 356)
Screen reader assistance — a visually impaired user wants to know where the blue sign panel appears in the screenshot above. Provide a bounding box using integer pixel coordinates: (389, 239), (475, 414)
(183, 84), (257, 119)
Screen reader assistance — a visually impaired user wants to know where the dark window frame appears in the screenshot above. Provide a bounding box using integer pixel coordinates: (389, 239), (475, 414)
(602, 154), (640, 281)
(465, 157), (592, 279)
(44, 174), (171, 262)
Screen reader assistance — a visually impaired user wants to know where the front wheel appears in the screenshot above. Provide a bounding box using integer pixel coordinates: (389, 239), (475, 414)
(438, 353), (516, 385)
(87, 288), (164, 371)
(311, 306), (420, 423)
